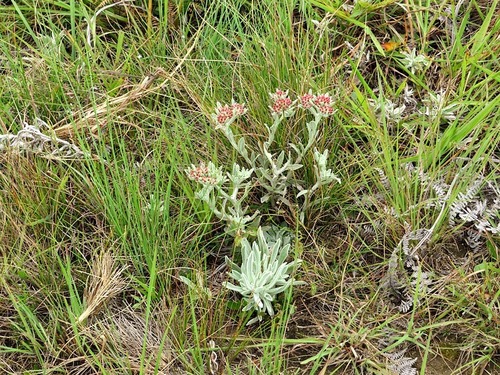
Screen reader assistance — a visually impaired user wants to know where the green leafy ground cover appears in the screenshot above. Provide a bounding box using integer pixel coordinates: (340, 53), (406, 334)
(0, 0), (499, 373)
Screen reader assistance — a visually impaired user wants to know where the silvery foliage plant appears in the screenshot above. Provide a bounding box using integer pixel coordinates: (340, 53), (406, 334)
(421, 91), (458, 121)
(186, 89), (340, 235)
(399, 48), (430, 74)
(433, 176), (500, 249)
(383, 227), (433, 313)
(224, 226), (304, 325)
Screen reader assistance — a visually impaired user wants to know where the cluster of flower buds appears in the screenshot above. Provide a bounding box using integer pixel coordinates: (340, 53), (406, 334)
(211, 89), (336, 128)
(299, 91), (336, 116)
(212, 101), (248, 129)
(269, 89), (295, 118)
(185, 161), (225, 185)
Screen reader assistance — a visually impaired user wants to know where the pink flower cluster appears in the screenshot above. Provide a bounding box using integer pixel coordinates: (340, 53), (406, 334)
(269, 89), (294, 115)
(313, 94), (335, 115)
(211, 89), (335, 127)
(299, 92), (315, 109)
(300, 91), (335, 116)
(186, 162), (217, 185)
(213, 101), (247, 128)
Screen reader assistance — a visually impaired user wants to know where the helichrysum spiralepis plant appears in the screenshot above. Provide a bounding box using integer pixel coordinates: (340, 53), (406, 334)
(186, 89), (341, 233)
(224, 226), (303, 325)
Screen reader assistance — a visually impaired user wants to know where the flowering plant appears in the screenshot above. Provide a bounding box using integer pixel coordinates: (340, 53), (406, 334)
(207, 88), (340, 224)
(185, 88), (340, 322)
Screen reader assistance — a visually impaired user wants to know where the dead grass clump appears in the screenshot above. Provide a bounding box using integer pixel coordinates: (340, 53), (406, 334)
(77, 252), (129, 324)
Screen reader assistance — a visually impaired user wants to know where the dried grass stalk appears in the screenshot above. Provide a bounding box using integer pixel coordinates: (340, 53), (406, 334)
(77, 252), (128, 324)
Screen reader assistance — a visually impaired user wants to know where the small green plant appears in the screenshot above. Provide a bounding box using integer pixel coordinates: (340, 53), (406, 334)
(224, 226), (303, 325)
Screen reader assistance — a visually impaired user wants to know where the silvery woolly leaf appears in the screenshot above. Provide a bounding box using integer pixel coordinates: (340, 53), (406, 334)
(224, 255), (238, 269)
(224, 281), (244, 293)
(313, 148), (329, 167)
(320, 170), (341, 184)
(289, 142), (302, 156)
(263, 146), (274, 164)
(253, 246), (263, 275)
(276, 244), (290, 265)
(287, 163), (303, 171)
(267, 241), (283, 266)
(231, 163), (253, 183)
(242, 302), (255, 312)
(265, 268), (286, 289)
(195, 185), (214, 202)
(256, 226), (268, 248)
(276, 150), (285, 167)
(240, 238), (251, 263)
(307, 120), (319, 137)
(261, 194), (271, 203)
(267, 283), (291, 295)
(263, 298), (274, 316)
(247, 315), (261, 325)
(253, 293), (264, 309)
(299, 211), (305, 224)
(297, 189), (309, 198)
(237, 137), (246, 154)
